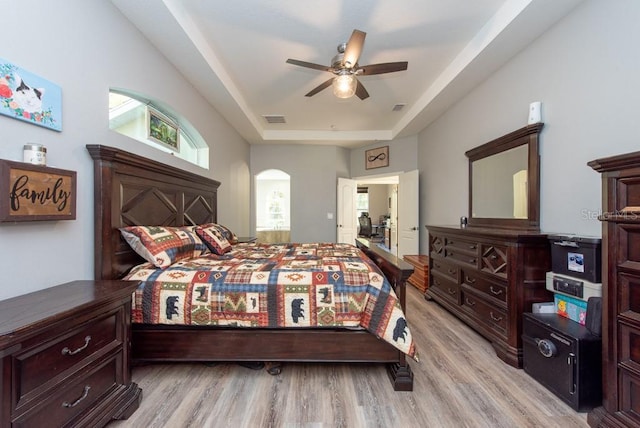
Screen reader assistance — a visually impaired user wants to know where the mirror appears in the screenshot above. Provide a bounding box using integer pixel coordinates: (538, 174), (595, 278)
(465, 123), (543, 230)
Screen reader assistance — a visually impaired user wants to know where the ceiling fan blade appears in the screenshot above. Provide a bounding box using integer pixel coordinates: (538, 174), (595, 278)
(286, 59), (332, 72)
(355, 79), (369, 100)
(343, 29), (366, 68)
(358, 61), (408, 75)
(305, 78), (334, 97)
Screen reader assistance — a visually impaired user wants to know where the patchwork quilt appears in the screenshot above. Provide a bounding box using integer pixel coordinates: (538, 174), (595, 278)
(124, 242), (417, 359)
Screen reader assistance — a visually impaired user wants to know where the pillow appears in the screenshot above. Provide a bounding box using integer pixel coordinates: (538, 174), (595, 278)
(195, 223), (233, 255)
(120, 225), (206, 268)
(216, 224), (238, 244)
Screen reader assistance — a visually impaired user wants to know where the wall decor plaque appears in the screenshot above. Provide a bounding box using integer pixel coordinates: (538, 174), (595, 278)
(365, 145), (389, 170)
(0, 159), (76, 222)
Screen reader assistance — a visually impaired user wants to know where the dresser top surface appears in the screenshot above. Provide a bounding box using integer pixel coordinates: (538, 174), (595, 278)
(426, 225), (549, 241)
(0, 280), (139, 340)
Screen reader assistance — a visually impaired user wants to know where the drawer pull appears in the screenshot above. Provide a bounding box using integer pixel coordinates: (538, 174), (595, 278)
(490, 312), (503, 322)
(62, 335), (91, 356)
(448, 268), (456, 275)
(447, 288), (456, 295)
(489, 286), (503, 296)
(62, 385), (91, 408)
(491, 255), (498, 260)
(465, 275), (476, 284)
(465, 297), (475, 306)
(469, 245), (476, 250)
(469, 258), (476, 264)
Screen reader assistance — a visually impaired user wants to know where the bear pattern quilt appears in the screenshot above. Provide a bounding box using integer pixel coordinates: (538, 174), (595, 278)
(124, 242), (417, 360)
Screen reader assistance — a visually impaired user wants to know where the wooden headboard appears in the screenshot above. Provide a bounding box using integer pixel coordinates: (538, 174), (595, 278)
(87, 145), (220, 280)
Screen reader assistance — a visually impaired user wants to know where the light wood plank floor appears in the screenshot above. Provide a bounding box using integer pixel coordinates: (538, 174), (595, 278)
(109, 286), (589, 428)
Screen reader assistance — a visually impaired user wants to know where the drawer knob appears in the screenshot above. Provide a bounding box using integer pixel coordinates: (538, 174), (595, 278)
(448, 268), (456, 275)
(489, 286), (503, 296)
(62, 385), (91, 408)
(490, 311), (503, 322)
(469, 245), (476, 250)
(469, 258), (476, 264)
(62, 335), (91, 356)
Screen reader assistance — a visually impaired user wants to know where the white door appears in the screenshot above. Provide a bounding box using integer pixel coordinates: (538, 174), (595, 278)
(337, 178), (357, 244)
(398, 169), (419, 258)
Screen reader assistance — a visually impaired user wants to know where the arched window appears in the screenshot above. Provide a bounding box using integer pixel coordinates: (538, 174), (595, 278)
(108, 89), (209, 168)
(255, 169), (290, 243)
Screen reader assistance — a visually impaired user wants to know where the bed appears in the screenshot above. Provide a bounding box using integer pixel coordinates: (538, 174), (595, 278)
(87, 144), (415, 391)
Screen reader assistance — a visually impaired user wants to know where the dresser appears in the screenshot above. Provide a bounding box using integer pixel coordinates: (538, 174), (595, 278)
(426, 225), (552, 367)
(587, 151), (640, 427)
(0, 280), (142, 427)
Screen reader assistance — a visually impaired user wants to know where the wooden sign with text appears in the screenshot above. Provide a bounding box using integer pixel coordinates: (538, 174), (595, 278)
(0, 160), (76, 222)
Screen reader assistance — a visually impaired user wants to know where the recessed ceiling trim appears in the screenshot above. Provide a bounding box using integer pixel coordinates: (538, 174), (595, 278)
(161, 0), (266, 134)
(392, 0), (535, 138)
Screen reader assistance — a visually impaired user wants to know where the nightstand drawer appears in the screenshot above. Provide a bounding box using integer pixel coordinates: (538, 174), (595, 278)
(13, 355), (119, 427)
(15, 310), (121, 404)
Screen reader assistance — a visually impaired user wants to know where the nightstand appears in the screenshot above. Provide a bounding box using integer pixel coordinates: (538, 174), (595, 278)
(0, 280), (142, 427)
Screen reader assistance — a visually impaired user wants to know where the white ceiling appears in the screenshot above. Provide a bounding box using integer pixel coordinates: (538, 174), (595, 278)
(111, 0), (583, 148)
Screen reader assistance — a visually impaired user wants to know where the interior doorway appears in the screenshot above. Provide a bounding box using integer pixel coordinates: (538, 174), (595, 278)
(349, 170), (419, 258)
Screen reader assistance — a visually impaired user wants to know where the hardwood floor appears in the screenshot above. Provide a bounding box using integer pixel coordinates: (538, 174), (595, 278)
(109, 286), (589, 428)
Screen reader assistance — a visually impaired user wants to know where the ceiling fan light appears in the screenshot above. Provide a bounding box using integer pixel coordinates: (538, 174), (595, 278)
(332, 74), (357, 99)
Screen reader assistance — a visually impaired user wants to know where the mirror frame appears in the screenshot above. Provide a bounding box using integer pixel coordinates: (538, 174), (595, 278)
(465, 123), (543, 230)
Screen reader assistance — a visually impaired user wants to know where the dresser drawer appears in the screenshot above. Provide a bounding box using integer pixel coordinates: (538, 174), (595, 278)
(430, 274), (461, 306)
(13, 355), (119, 427)
(480, 243), (508, 278)
(445, 237), (479, 254)
(461, 291), (507, 336)
(15, 311), (121, 406)
(618, 273), (640, 317)
(619, 368), (640, 425)
(618, 224), (640, 272)
(461, 269), (507, 305)
(431, 258), (458, 282)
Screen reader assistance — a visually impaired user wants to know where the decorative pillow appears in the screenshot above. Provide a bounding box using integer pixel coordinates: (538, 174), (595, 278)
(195, 223), (233, 255)
(216, 224), (238, 244)
(120, 225), (206, 268)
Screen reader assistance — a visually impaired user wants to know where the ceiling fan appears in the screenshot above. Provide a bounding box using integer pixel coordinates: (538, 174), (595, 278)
(286, 29), (408, 100)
